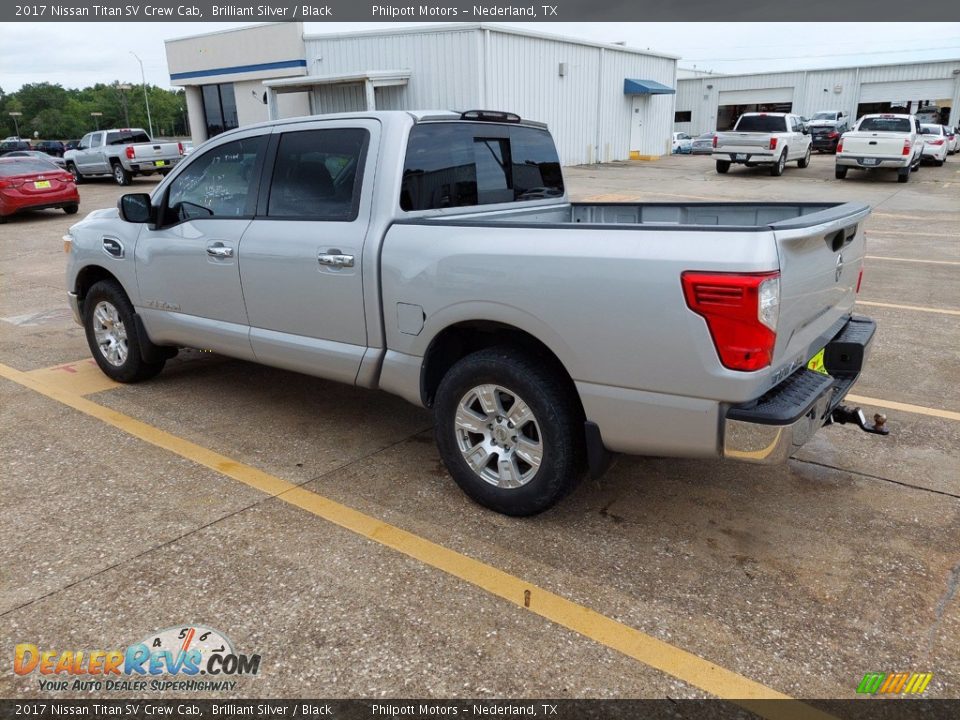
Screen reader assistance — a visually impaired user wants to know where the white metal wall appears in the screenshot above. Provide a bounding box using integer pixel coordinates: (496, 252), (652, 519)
(676, 61), (960, 134)
(304, 27), (677, 165)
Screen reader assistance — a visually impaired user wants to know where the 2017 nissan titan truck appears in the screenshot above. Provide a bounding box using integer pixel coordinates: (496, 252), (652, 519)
(63, 110), (886, 515)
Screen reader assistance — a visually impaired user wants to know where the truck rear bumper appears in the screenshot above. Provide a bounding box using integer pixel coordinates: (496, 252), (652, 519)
(722, 315), (875, 463)
(836, 155), (908, 169)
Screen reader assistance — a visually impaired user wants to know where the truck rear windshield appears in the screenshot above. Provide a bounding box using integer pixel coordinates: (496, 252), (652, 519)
(734, 115), (787, 132)
(857, 117), (911, 133)
(400, 122), (563, 211)
(106, 130), (151, 145)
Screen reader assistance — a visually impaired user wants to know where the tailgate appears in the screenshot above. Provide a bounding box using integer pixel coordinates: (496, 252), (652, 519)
(841, 133), (905, 158)
(769, 203), (871, 371)
(716, 133), (772, 151)
(131, 142), (178, 161)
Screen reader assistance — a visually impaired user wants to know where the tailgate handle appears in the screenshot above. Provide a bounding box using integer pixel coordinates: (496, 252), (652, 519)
(827, 226), (857, 252)
(868, 141), (877, 145)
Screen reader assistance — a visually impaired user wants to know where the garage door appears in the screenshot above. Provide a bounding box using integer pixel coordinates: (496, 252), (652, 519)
(859, 79), (955, 103)
(718, 87), (794, 105)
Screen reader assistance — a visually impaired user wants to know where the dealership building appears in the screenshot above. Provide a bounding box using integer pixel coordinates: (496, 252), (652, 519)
(673, 59), (960, 134)
(164, 22), (679, 165)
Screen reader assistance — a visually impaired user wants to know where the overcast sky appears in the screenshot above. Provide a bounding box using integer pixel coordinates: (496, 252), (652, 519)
(1, 22), (959, 92)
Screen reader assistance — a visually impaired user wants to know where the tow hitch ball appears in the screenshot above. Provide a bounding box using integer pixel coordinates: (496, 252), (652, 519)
(830, 405), (889, 435)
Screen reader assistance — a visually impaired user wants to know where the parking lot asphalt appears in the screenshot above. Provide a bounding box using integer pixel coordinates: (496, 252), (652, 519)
(0, 153), (957, 706)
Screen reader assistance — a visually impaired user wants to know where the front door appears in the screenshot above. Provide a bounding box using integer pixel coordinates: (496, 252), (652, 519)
(239, 120), (377, 384)
(134, 132), (268, 359)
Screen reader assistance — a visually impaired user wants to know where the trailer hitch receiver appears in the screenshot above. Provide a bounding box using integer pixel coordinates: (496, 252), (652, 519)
(830, 405), (889, 435)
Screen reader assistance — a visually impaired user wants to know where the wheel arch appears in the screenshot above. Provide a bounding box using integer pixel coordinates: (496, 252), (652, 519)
(74, 265), (125, 308)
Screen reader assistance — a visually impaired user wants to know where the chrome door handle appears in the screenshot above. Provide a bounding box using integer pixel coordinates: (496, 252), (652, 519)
(318, 252), (354, 268)
(206, 243), (233, 258)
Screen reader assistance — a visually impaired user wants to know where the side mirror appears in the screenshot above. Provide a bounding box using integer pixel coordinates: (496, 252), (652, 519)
(118, 193), (154, 224)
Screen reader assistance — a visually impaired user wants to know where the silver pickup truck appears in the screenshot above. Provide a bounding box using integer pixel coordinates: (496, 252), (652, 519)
(64, 110), (884, 515)
(64, 129), (184, 186)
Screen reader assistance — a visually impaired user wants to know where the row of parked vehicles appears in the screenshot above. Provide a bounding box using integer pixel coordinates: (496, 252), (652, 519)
(680, 111), (957, 182)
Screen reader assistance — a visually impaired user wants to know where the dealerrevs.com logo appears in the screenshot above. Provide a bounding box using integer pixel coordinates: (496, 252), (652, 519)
(14, 625), (261, 692)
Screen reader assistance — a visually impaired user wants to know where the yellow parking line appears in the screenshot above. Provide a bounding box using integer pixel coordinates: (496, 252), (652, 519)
(27, 359), (120, 396)
(0, 361), (830, 720)
(846, 394), (960, 423)
(865, 255), (960, 266)
(856, 300), (960, 316)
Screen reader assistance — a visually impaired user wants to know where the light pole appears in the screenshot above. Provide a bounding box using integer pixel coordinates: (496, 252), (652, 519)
(117, 83), (131, 127)
(130, 52), (154, 137)
(90, 112), (103, 130)
(8, 111), (22, 137)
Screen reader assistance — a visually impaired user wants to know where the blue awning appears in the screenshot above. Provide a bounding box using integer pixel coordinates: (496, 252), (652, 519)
(623, 79), (675, 95)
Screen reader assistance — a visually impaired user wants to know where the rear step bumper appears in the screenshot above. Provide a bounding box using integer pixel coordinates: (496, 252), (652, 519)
(723, 315), (877, 464)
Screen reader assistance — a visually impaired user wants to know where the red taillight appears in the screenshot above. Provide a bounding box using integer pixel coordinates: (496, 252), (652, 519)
(125, 146), (135, 160)
(178, 142), (184, 156)
(0, 179), (23, 189)
(681, 271), (780, 372)
(902, 140), (911, 156)
(928, 139), (945, 146)
(769, 137), (778, 151)
(837, 139), (844, 153)
(828, 131), (839, 139)
(712, 135), (718, 148)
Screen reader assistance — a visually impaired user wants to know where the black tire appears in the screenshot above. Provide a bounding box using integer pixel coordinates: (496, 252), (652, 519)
(771, 149), (787, 176)
(63, 204), (79, 215)
(934, 158), (944, 167)
(897, 168), (910, 183)
(715, 160), (730, 174)
(434, 347), (585, 516)
(798, 145), (811, 169)
(112, 162), (132, 186)
(67, 162), (85, 184)
(835, 166), (848, 179)
(0, 214), (7, 224)
(83, 280), (165, 383)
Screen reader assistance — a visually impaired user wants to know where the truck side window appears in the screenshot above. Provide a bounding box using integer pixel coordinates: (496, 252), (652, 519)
(90, 133), (103, 149)
(267, 128), (369, 221)
(163, 136), (265, 223)
(400, 122), (564, 211)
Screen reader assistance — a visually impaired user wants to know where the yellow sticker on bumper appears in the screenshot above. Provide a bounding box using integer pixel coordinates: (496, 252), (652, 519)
(807, 349), (829, 375)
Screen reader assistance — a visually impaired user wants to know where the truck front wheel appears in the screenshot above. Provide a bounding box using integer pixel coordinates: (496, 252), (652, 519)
(715, 160), (730, 174)
(83, 280), (165, 382)
(112, 162), (132, 186)
(798, 145), (811, 168)
(434, 347), (585, 516)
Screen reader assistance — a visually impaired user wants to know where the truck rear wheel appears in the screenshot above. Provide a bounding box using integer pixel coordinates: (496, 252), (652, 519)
(835, 167), (848, 179)
(715, 160), (730, 174)
(83, 280), (165, 383)
(112, 162), (132, 186)
(434, 347), (585, 516)
(897, 168), (910, 183)
(771, 150), (787, 176)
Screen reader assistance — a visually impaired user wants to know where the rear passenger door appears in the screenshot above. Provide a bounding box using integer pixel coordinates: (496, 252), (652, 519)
(238, 119), (378, 385)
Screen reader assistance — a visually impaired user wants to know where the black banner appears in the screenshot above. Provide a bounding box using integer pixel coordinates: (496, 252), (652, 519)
(2, 700), (960, 720)
(3, 0), (960, 22)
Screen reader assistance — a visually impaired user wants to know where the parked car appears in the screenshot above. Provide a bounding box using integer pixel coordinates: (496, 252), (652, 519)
(713, 113), (812, 176)
(0, 139), (32, 153)
(672, 132), (693, 154)
(943, 125), (958, 155)
(34, 140), (66, 158)
(835, 114), (923, 182)
(64, 128), (185, 186)
(3, 149), (68, 169)
(919, 124), (949, 166)
(808, 110), (850, 153)
(691, 132), (717, 155)
(0, 157), (79, 223)
(64, 110), (882, 516)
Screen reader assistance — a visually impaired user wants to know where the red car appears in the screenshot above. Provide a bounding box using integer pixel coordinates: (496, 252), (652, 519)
(0, 157), (79, 223)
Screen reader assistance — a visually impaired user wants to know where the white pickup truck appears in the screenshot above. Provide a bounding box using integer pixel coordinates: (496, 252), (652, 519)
(65, 129), (184, 186)
(835, 114), (923, 183)
(713, 113), (812, 176)
(64, 110), (886, 515)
